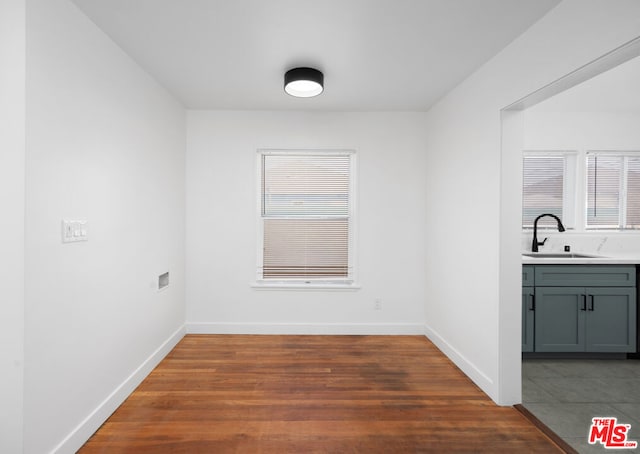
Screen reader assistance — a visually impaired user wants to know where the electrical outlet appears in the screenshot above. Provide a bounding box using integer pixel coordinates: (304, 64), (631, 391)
(62, 219), (88, 243)
(374, 299), (382, 310)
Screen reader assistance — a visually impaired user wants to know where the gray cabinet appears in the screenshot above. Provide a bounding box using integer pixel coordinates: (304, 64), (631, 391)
(522, 265), (535, 352)
(523, 265), (637, 353)
(534, 265), (636, 287)
(586, 287), (637, 352)
(535, 286), (585, 352)
(522, 286), (535, 352)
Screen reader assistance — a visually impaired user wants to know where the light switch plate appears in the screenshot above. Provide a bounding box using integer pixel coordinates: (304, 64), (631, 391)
(62, 219), (88, 243)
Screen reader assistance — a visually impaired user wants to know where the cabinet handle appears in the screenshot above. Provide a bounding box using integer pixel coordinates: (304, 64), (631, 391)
(589, 295), (594, 311)
(581, 294), (587, 311)
(529, 294), (535, 311)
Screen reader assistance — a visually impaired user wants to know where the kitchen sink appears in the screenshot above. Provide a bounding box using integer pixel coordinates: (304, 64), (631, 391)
(522, 252), (602, 258)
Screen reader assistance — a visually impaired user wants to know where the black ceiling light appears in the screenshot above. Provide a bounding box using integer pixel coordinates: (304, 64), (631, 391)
(284, 67), (324, 98)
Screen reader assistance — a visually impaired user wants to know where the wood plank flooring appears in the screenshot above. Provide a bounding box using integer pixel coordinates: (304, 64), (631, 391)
(79, 335), (565, 453)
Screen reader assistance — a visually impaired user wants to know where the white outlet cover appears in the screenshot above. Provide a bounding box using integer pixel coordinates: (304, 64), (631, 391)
(62, 219), (88, 243)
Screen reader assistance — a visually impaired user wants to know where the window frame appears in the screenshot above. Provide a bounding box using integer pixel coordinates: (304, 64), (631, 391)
(522, 150), (577, 230)
(253, 149), (359, 290)
(585, 150), (640, 231)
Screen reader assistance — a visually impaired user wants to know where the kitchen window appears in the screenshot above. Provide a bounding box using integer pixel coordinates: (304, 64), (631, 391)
(587, 152), (640, 230)
(522, 150), (640, 231)
(522, 152), (576, 229)
(255, 150), (357, 288)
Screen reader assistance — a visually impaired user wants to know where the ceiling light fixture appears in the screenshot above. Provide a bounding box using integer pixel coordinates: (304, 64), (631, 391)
(284, 67), (324, 98)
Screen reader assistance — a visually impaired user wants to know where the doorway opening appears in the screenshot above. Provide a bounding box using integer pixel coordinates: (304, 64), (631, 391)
(499, 36), (640, 450)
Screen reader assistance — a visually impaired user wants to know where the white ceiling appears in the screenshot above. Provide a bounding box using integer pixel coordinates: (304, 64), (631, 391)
(70, 0), (560, 111)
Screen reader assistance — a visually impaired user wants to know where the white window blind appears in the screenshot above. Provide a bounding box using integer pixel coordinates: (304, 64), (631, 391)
(587, 152), (640, 230)
(259, 151), (354, 282)
(522, 155), (566, 228)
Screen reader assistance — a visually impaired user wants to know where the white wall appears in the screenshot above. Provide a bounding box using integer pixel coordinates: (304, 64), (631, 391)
(24, 0), (186, 452)
(0, 1), (25, 453)
(186, 111), (427, 334)
(525, 111), (640, 150)
(423, 0), (640, 404)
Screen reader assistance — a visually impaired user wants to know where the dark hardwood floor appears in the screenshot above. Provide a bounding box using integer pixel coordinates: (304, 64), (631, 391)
(79, 335), (565, 453)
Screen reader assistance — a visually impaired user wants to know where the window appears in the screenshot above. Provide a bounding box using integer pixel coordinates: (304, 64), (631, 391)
(256, 150), (356, 286)
(522, 152), (575, 229)
(522, 150), (640, 232)
(587, 152), (640, 230)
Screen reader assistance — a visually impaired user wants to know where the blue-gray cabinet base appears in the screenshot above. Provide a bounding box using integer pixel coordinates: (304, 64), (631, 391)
(522, 265), (637, 353)
(535, 286), (636, 352)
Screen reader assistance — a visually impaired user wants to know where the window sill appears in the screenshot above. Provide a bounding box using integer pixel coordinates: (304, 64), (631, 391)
(251, 281), (361, 291)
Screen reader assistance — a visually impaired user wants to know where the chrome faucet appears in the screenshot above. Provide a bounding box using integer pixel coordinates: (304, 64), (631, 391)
(531, 213), (565, 252)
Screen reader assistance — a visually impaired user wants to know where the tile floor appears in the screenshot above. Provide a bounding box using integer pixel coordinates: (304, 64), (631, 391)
(522, 358), (640, 453)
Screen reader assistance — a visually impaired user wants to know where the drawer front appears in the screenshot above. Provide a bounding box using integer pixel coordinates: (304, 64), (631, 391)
(522, 266), (534, 286)
(535, 265), (636, 287)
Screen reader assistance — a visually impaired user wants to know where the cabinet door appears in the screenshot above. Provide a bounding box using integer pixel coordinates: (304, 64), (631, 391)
(586, 287), (637, 353)
(522, 287), (534, 352)
(535, 287), (586, 352)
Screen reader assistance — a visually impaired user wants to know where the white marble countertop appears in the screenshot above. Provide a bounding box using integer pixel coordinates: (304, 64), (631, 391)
(522, 252), (640, 265)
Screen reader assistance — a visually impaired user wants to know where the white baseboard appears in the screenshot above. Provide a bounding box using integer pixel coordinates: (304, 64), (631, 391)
(54, 325), (186, 454)
(186, 322), (426, 335)
(424, 323), (497, 402)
